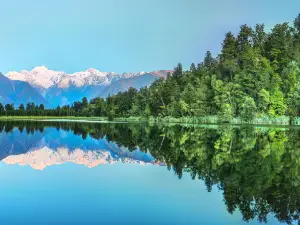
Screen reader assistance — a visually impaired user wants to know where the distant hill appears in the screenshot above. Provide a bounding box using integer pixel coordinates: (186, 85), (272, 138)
(45, 71), (171, 106)
(45, 85), (104, 107)
(98, 73), (160, 97)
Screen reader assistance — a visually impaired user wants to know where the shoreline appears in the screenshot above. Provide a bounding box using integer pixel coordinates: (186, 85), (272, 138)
(0, 116), (299, 128)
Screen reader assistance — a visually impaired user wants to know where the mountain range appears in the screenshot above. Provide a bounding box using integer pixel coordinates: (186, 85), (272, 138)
(2, 66), (172, 107)
(0, 73), (50, 107)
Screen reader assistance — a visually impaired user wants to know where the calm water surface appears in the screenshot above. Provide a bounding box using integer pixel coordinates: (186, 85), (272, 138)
(0, 121), (298, 225)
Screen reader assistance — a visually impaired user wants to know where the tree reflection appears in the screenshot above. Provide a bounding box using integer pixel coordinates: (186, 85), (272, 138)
(0, 120), (299, 224)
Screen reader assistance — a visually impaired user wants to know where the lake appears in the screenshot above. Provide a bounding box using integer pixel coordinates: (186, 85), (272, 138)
(0, 120), (298, 225)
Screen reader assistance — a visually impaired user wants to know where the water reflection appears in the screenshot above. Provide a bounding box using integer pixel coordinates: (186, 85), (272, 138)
(0, 120), (299, 224)
(2, 147), (160, 170)
(0, 121), (158, 170)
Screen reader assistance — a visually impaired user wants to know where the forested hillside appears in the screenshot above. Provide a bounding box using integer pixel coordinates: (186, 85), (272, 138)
(2, 14), (300, 124)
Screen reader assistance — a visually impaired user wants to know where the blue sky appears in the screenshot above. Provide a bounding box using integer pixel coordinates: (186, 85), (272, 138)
(0, 0), (299, 74)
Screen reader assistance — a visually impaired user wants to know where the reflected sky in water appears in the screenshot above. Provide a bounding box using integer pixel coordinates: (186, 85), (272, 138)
(0, 163), (281, 225)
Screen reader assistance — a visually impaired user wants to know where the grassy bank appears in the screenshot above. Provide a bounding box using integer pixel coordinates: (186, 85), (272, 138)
(153, 115), (300, 126)
(0, 115), (299, 126)
(0, 116), (108, 121)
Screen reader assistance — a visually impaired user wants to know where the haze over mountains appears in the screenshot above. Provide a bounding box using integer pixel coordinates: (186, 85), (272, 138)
(0, 72), (50, 107)
(3, 66), (171, 107)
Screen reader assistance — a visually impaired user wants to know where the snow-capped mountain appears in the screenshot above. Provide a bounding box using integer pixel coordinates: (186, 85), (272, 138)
(5, 66), (147, 89)
(0, 72), (50, 107)
(3, 66), (172, 107)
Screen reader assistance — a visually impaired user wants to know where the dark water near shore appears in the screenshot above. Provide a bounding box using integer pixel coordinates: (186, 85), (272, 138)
(0, 120), (298, 224)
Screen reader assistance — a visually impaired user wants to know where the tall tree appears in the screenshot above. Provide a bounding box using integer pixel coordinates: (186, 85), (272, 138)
(220, 32), (238, 81)
(19, 104), (25, 111)
(82, 97), (88, 108)
(264, 22), (294, 72)
(253, 24), (266, 53)
(39, 104), (45, 110)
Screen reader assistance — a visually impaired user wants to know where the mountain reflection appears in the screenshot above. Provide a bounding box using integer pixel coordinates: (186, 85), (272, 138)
(0, 121), (159, 170)
(0, 120), (300, 224)
(3, 147), (159, 170)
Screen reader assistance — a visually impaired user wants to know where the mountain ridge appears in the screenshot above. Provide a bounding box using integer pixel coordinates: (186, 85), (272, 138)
(5, 66), (171, 89)
(2, 67), (172, 107)
(0, 72), (51, 107)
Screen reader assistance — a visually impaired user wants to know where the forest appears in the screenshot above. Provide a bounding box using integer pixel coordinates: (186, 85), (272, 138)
(2, 14), (300, 124)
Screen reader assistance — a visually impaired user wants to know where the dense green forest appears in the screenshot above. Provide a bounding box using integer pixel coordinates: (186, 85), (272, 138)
(1, 120), (300, 224)
(3, 14), (300, 124)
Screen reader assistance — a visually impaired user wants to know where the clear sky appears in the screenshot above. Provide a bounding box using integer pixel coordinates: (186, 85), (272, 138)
(0, 0), (300, 74)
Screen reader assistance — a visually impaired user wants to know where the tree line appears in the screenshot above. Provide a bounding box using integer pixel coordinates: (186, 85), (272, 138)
(2, 14), (300, 123)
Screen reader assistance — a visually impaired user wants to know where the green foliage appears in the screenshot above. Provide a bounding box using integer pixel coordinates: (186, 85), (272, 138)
(287, 81), (300, 117)
(239, 96), (256, 122)
(218, 103), (233, 123)
(269, 86), (286, 116)
(257, 89), (270, 113)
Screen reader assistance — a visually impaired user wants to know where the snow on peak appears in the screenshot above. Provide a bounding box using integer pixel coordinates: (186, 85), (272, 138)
(85, 68), (101, 74)
(5, 67), (148, 89)
(32, 65), (49, 72)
